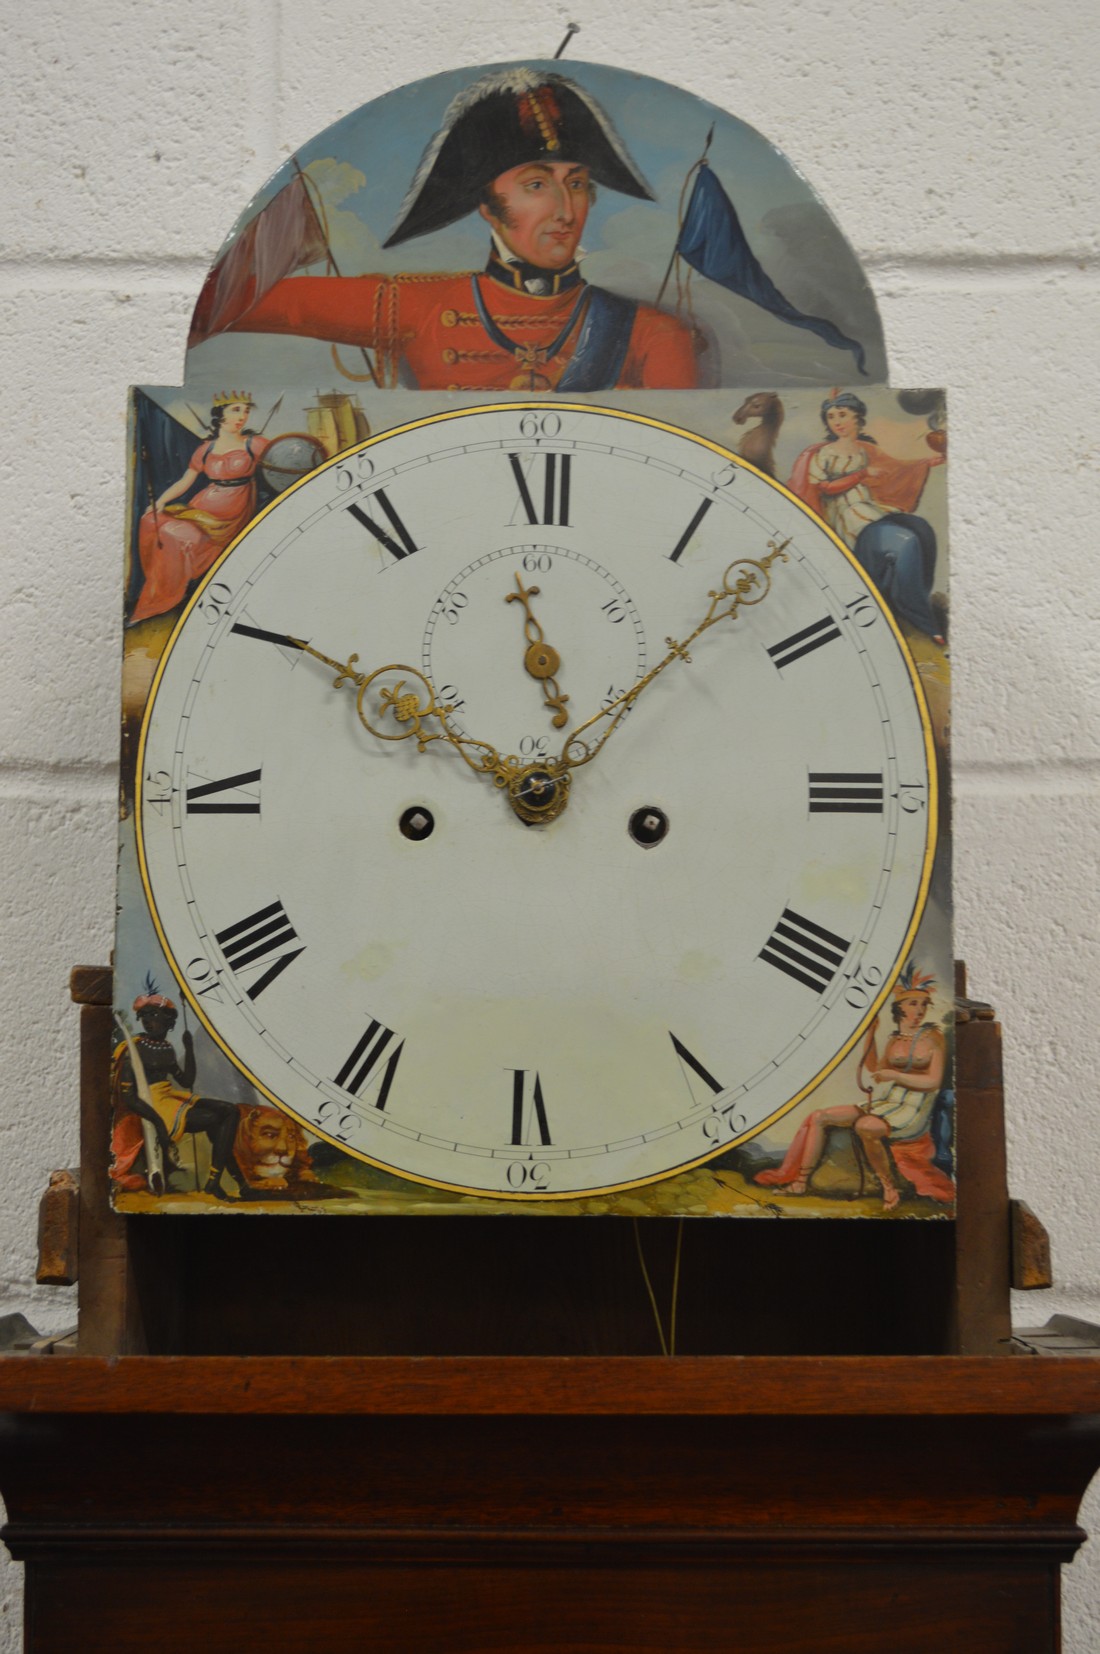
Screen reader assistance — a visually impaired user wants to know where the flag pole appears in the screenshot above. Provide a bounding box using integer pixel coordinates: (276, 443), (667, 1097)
(293, 158), (381, 388)
(655, 124), (714, 310)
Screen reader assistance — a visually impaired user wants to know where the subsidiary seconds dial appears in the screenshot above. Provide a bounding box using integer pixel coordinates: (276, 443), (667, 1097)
(137, 403), (935, 1199)
(422, 543), (646, 760)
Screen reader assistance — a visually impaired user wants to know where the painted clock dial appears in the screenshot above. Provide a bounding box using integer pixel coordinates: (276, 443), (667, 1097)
(137, 403), (935, 1199)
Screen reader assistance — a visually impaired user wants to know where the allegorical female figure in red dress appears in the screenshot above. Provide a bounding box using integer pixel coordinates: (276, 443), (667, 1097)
(130, 395), (270, 624)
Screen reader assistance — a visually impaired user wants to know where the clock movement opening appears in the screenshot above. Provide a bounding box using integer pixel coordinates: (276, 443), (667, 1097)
(398, 806), (435, 841)
(629, 806), (670, 847)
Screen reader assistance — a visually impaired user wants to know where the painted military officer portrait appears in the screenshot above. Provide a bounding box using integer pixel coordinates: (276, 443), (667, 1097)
(186, 61), (886, 391)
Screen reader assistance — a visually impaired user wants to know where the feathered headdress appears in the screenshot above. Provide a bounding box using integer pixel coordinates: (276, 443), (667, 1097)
(133, 971), (176, 1014)
(892, 961), (936, 1001)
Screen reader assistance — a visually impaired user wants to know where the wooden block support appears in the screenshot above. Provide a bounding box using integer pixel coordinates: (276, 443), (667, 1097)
(71, 967), (152, 1356)
(1012, 1199), (1054, 1291)
(35, 1170), (79, 1286)
(953, 1011), (1013, 1354)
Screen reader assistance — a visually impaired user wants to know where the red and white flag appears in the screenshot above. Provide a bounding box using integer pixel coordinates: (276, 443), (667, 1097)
(188, 171), (330, 346)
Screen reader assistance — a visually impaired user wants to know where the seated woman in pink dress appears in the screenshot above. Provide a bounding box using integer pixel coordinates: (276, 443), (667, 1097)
(130, 395), (270, 624)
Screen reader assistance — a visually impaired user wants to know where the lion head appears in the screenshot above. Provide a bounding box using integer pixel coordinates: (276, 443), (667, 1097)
(234, 1105), (316, 1190)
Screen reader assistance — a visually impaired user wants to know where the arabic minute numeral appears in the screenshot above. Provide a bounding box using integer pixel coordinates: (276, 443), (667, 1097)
(845, 593), (879, 628)
(185, 956), (224, 1002)
(437, 683), (465, 716)
(434, 591), (469, 627)
(518, 412), (561, 439)
(506, 1161), (551, 1190)
(843, 961), (885, 1011)
(144, 770), (173, 814)
(316, 1098), (364, 1144)
(199, 581), (233, 623)
(703, 1101), (749, 1145)
(334, 451), (375, 490)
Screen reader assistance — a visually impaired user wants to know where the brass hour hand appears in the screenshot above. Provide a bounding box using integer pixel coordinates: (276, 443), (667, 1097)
(505, 573), (570, 730)
(290, 639), (453, 749)
(294, 637), (561, 818)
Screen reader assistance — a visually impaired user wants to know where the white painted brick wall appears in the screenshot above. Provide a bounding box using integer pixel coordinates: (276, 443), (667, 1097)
(1, 1), (1097, 1646)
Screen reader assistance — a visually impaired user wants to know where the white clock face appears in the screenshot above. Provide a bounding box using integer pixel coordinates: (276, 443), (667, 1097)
(137, 403), (935, 1199)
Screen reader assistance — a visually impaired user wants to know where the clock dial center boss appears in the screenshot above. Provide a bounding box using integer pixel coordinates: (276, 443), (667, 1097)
(137, 403), (936, 1199)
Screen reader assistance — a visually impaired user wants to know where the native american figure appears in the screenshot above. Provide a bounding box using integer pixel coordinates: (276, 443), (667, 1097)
(754, 964), (954, 1211)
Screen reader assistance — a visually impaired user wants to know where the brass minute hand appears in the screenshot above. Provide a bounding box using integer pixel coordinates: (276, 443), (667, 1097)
(559, 538), (791, 772)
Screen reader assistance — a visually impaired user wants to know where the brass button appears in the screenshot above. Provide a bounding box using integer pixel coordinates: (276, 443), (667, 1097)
(440, 309), (458, 328)
(442, 347), (458, 365)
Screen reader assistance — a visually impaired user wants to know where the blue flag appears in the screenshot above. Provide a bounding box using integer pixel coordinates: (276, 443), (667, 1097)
(676, 165), (867, 377)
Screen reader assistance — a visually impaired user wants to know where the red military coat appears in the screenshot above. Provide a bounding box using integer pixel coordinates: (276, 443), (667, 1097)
(228, 270), (700, 392)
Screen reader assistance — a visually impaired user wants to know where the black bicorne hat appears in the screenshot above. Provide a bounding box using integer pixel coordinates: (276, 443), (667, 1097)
(383, 68), (654, 248)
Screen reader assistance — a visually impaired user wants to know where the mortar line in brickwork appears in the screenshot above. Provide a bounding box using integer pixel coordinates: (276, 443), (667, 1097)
(866, 252), (1099, 288)
(0, 256), (209, 293)
(0, 760), (116, 802)
(954, 757), (1100, 797)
